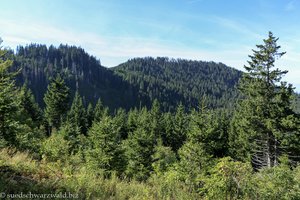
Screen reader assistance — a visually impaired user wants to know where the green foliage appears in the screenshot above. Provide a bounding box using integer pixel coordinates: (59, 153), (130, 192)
(151, 140), (177, 175)
(40, 133), (70, 162)
(67, 91), (87, 135)
(293, 93), (300, 113)
(13, 44), (141, 110)
(113, 108), (128, 139)
(127, 108), (139, 133)
(12, 44), (242, 112)
(230, 32), (300, 168)
(0, 40), (19, 147)
(93, 98), (109, 122)
(149, 99), (163, 138)
(19, 84), (43, 128)
(188, 106), (229, 158)
(114, 57), (241, 111)
(252, 159), (300, 200)
(201, 157), (254, 200)
(43, 75), (70, 133)
(0, 39), (45, 152)
(2, 34), (300, 199)
(177, 141), (212, 189)
(86, 102), (94, 129)
(0, 148), (200, 200)
(59, 121), (82, 154)
(124, 125), (156, 181)
(15, 125), (45, 153)
(163, 103), (189, 152)
(86, 115), (125, 174)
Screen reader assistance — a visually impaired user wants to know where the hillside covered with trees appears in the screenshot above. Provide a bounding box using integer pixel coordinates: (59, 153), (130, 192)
(1, 32), (300, 199)
(10, 44), (242, 112)
(113, 57), (241, 110)
(10, 44), (144, 110)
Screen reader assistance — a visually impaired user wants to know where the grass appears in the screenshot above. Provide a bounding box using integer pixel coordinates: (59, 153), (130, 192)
(0, 148), (199, 200)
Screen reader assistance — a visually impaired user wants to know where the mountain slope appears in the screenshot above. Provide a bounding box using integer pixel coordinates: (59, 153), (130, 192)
(113, 57), (242, 110)
(11, 45), (242, 111)
(11, 44), (145, 110)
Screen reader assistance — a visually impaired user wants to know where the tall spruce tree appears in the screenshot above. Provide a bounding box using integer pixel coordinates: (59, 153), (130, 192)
(43, 75), (70, 134)
(86, 102), (94, 129)
(19, 84), (43, 128)
(230, 32), (300, 168)
(67, 91), (87, 135)
(163, 103), (188, 152)
(0, 39), (19, 146)
(93, 98), (109, 122)
(86, 115), (125, 174)
(124, 107), (156, 181)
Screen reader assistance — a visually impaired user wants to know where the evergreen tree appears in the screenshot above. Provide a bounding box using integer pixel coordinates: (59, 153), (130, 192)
(19, 84), (43, 128)
(86, 115), (125, 174)
(188, 103), (229, 157)
(149, 99), (162, 138)
(124, 107), (156, 181)
(177, 141), (212, 189)
(229, 32), (300, 168)
(167, 103), (188, 152)
(113, 108), (128, 139)
(86, 102), (94, 129)
(151, 139), (177, 175)
(0, 39), (19, 146)
(43, 75), (70, 134)
(93, 98), (109, 122)
(124, 127), (156, 181)
(67, 91), (87, 135)
(17, 85), (45, 151)
(161, 112), (174, 148)
(127, 108), (139, 134)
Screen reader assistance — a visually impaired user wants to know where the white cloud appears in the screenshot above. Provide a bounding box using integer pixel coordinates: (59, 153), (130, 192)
(0, 17), (248, 67)
(211, 16), (264, 40)
(0, 17), (299, 92)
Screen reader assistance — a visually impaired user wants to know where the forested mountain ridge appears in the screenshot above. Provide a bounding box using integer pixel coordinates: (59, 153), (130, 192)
(113, 57), (242, 110)
(11, 44), (144, 110)
(10, 44), (242, 111)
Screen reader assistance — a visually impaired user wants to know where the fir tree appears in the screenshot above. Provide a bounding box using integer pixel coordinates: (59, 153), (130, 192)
(0, 39), (19, 146)
(170, 103), (188, 151)
(19, 84), (43, 128)
(93, 98), (109, 122)
(86, 102), (94, 129)
(113, 108), (128, 139)
(230, 32), (300, 168)
(124, 107), (156, 181)
(149, 99), (162, 138)
(43, 75), (70, 134)
(67, 91), (87, 135)
(86, 115), (125, 174)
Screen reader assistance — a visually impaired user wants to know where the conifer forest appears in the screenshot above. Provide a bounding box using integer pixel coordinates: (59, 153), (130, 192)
(1, 30), (300, 199)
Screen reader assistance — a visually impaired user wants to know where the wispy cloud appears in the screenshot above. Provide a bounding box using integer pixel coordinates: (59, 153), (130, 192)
(0, 17), (299, 92)
(0, 17), (247, 67)
(211, 16), (264, 39)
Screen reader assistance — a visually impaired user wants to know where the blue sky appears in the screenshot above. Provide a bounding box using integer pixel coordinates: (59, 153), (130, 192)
(0, 0), (299, 91)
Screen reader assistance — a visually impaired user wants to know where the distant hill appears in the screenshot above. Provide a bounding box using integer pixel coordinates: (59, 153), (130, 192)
(10, 44), (243, 111)
(11, 44), (144, 110)
(113, 57), (242, 110)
